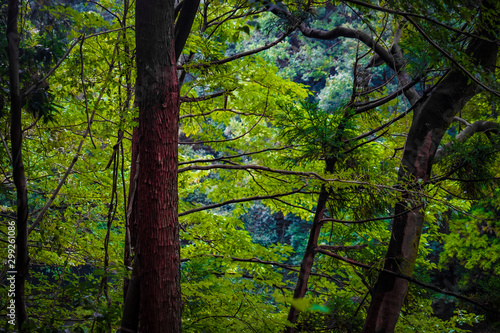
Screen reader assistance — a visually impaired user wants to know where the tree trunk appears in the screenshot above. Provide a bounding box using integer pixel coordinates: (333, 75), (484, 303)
(7, 0), (29, 330)
(285, 185), (330, 331)
(285, 106), (352, 331)
(285, 153), (338, 332)
(362, 2), (498, 331)
(120, 1), (199, 331)
(135, 0), (181, 331)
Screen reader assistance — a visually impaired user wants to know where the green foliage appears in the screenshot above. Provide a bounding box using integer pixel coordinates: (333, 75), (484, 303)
(276, 100), (350, 162)
(438, 135), (500, 199)
(1, 0), (499, 331)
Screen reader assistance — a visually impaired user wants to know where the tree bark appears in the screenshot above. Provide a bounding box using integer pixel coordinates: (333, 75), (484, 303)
(121, 1), (199, 331)
(362, 2), (499, 332)
(7, 0), (29, 330)
(135, 0), (181, 331)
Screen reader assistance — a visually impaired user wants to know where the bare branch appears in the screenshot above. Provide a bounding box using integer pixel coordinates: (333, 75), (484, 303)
(315, 248), (492, 311)
(180, 108), (263, 120)
(180, 90), (228, 103)
(434, 120), (500, 162)
(185, 28), (296, 69)
(342, 0), (500, 45)
(178, 146), (293, 166)
(406, 16), (500, 98)
(318, 244), (368, 251)
(319, 205), (423, 224)
(345, 106), (413, 143)
(179, 110), (266, 145)
(342, 130), (387, 155)
(179, 187), (307, 217)
(181, 254), (343, 283)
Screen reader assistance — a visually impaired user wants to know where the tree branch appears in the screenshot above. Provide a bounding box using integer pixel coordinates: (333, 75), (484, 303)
(180, 90), (229, 103)
(405, 16), (500, 98)
(174, 0), (200, 62)
(178, 146), (293, 166)
(342, 0), (500, 45)
(185, 27), (296, 69)
(179, 187), (307, 217)
(315, 248), (492, 311)
(352, 77), (420, 114)
(179, 110), (266, 144)
(181, 254), (344, 284)
(319, 205), (423, 224)
(434, 120), (500, 163)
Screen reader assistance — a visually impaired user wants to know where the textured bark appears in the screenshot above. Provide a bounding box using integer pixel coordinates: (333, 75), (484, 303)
(121, 1), (200, 331)
(362, 2), (498, 332)
(7, 0), (29, 330)
(135, 0), (181, 331)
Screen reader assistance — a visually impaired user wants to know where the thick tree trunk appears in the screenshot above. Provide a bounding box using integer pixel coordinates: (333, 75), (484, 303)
(7, 0), (29, 330)
(362, 3), (498, 331)
(120, 1), (199, 331)
(135, 0), (181, 331)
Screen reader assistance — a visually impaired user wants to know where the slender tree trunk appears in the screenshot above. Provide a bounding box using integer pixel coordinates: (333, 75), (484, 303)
(7, 0), (29, 330)
(285, 108), (352, 331)
(362, 2), (498, 331)
(123, 130), (138, 299)
(121, 256), (140, 333)
(121, 0), (135, 301)
(285, 184), (330, 332)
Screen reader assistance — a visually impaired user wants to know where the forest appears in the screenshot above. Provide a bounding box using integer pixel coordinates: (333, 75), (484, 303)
(1, 0), (500, 332)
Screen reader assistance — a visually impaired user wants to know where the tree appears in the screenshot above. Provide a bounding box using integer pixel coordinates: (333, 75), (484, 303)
(266, 1), (499, 331)
(123, 0), (181, 331)
(7, 0), (29, 330)
(121, 0), (199, 331)
(345, 1), (498, 331)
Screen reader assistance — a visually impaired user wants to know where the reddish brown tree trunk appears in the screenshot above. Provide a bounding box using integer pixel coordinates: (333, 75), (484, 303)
(7, 0), (29, 330)
(362, 2), (498, 331)
(120, 1), (199, 331)
(135, 0), (181, 331)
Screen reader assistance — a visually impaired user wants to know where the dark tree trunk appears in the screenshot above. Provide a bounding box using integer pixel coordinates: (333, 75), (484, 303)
(120, 1), (199, 331)
(135, 0), (181, 331)
(362, 2), (498, 331)
(285, 185), (330, 332)
(285, 109), (351, 331)
(7, 0), (29, 330)
(123, 128), (138, 299)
